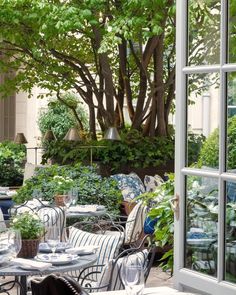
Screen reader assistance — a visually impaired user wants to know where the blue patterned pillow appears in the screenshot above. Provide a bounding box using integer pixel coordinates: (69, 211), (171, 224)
(111, 173), (145, 201)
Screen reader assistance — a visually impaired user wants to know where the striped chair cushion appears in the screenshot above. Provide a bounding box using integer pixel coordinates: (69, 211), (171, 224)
(37, 207), (66, 241)
(125, 202), (147, 244)
(98, 249), (148, 291)
(68, 226), (124, 281)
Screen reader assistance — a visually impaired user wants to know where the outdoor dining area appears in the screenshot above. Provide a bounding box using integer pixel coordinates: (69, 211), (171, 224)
(0, 169), (158, 295)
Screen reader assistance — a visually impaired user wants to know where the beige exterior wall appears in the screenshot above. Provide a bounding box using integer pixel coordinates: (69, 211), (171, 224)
(15, 88), (49, 164)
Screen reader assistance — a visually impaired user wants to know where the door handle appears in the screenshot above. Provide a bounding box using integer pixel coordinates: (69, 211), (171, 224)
(170, 194), (180, 220)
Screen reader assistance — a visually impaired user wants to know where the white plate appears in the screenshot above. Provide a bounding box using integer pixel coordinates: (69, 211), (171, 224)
(39, 242), (71, 253)
(35, 253), (78, 265)
(66, 245), (99, 255)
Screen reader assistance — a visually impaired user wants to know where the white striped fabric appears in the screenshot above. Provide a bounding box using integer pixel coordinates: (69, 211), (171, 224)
(68, 226), (124, 281)
(125, 202), (147, 244)
(37, 207), (66, 241)
(98, 249), (148, 291)
(0, 208), (6, 229)
(11, 203), (66, 242)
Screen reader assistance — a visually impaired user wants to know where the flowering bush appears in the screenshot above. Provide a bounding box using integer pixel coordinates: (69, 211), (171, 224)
(51, 175), (74, 194)
(10, 212), (44, 240)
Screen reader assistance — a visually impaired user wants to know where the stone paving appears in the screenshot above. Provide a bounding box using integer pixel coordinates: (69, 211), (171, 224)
(147, 266), (173, 288)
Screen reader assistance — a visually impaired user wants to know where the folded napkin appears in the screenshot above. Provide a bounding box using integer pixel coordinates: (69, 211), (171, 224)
(12, 258), (52, 271)
(68, 205), (98, 213)
(65, 245), (99, 255)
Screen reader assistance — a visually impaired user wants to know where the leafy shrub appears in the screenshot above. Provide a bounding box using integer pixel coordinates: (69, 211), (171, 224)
(42, 129), (175, 171)
(198, 116), (236, 169)
(198, 128), (219, 169)
(188, 132), (206, 166)
(38, 93), (89, 140)
(138, 174), (175, 274)
(14, 164), (122, 215)
(0, 141), (26, 186)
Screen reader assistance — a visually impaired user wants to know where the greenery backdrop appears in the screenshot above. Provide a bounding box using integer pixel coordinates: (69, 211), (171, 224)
(14, 164), (122, 215)
(0, 141), (26, 186)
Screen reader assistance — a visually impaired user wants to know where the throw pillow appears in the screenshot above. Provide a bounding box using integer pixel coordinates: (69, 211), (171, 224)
(111, 174), (145, 201)
(144, 174), (164, 192)
(125, 202), (147, 244)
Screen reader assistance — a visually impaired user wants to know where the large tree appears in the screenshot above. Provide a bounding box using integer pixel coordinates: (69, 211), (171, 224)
(0, 0), (176, 139)
(0, 0), (219, 139)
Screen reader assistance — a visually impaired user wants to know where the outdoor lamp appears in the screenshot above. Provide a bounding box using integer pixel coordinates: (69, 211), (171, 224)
(63, 127), (81, 142)
(43, 130), (57, 141)
(103, 127), (121, 141)
(14, 133), (28, 144)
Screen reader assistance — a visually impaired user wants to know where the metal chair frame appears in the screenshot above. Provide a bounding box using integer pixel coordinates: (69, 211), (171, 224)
(77, 235), (156, 293)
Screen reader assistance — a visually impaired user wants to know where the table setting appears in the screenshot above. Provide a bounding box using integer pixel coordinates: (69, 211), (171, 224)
(0, 217), (98, 295)
(0, 212), (98, 270)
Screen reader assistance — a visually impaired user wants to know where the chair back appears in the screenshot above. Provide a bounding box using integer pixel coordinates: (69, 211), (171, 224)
(124, 202), (147, 245)
(107, 235), (155, 290)
(79, 235), (156, 293)
(9, 200), (66, 241)
(31, 273), (89, 295)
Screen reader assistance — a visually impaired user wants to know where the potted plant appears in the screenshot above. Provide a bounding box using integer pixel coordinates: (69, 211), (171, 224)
(10, 212), (44, 258)
(51, 175), (74, 206)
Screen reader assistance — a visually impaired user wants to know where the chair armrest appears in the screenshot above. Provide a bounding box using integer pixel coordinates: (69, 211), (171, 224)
(77, 264), (105, 282)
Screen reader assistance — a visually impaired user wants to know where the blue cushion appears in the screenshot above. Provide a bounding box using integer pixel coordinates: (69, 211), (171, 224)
(111, 173), (145, 201)
(144, 216), (158, 235)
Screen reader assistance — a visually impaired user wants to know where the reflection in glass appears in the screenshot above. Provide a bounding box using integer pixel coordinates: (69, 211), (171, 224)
(187, 73), (220, 169)
(225, 181), (236, 283)
(188, 0), (220, 66)
(227, 73), (236, 172)
(228, 1), (236, 63)
(185, 176), (218, 277)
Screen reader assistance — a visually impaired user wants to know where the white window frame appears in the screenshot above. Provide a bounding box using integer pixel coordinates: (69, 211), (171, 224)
(175, 0), (236, 294)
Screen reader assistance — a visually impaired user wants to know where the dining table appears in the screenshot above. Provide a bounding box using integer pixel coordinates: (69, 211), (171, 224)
(0, 253), (97, 295)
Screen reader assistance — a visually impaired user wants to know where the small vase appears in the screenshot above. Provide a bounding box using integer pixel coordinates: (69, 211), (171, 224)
(54, 194), (66, 207)
(18, 239), (40, 258)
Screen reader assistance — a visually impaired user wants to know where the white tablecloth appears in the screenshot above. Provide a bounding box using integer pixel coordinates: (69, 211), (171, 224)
(90, 287), (198, 295)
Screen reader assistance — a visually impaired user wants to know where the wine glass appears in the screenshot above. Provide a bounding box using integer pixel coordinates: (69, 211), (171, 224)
(120, 256), (145, 295)
(8, 229), (22, 259)
(69, 188), (78, 206)
(63, 194), (72, 210)
(46, 226), (60, 256)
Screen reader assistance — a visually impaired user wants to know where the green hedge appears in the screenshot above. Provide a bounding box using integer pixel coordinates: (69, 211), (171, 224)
(14, 164), (122, 215)
(0, 141), (26, 186)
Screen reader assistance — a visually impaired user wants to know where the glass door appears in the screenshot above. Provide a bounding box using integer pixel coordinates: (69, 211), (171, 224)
(175, 0), (236, 294)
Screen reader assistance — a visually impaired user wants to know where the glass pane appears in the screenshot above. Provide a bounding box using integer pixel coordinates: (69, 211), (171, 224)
(185, 176), (218, 277)
(188, 0), (221, 66)
(225, 181), (236, 283)
(187, 73), (220, 169)
(228, 1), (236, 63)
(227, 73), (236, 172)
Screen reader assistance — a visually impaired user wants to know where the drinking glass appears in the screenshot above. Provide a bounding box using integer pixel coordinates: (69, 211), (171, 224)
(69, 188), (78, 206)
(46, 226), (60, 256)
(8, 229), (22, 258)
(120, 256), (145, 295)
(63, 194), (72, 210)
